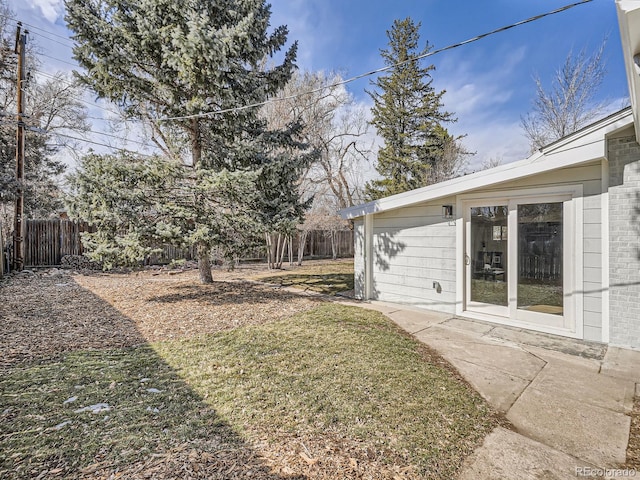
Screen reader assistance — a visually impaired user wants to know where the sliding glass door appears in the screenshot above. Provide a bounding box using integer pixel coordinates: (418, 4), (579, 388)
(464, 194), (572, 330)
(467, 205), (509, 316)
(517, 203), (563, 316)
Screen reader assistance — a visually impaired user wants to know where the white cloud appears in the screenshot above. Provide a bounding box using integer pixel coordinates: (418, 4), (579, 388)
(24, 0), (64, 23)
(431, 45), (532, 170)
(462, 120), (530, 172)
(436, 46), (527, 117)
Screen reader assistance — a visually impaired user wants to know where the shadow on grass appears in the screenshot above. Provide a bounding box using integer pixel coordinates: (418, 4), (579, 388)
(258, 273), (354, 296)
(145, 280), (306, 305)
(0, 277), (302, 479)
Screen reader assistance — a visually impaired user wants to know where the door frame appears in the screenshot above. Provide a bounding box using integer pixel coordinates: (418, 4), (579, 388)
(456, 184), (584, 339)
(463, 198), (511, 318)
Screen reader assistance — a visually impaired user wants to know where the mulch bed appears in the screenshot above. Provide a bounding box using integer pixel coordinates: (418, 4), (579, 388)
(627, 396), (640, 470)
(0, 265), (322, 369)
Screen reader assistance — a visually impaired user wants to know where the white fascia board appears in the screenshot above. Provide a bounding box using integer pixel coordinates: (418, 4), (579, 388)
(541, 109), (632, 155)
(542, 110), (633, 163)
(340, 110), (633, 220)
(617, 0), (640, 143)
(340, 152), (544, 219)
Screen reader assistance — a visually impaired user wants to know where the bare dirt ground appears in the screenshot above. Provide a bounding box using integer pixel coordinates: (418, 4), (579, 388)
(0, 263), (323, 368)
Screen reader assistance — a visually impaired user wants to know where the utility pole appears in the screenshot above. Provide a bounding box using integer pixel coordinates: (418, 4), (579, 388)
(13, 23), (27, 272)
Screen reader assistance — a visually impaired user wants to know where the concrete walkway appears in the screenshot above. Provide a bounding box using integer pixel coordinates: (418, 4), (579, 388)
(340, 300), (640, 479)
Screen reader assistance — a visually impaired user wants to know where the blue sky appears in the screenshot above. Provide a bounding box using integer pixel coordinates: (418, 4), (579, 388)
(10, 0), (631, 170)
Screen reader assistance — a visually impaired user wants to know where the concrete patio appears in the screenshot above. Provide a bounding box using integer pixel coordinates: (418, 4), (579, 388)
(340, 299), (640, 479)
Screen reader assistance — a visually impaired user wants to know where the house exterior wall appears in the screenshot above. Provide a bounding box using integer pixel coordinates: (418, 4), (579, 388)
(370, 198), (457, 313)
(355, 162), (604, 341)
(353, 219), (365, 300)
(608, 133), (640, 349)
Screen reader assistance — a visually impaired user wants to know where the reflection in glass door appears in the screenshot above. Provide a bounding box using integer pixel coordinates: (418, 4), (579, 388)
(469, 205), (508, 311)
(517, 203), (563, 315)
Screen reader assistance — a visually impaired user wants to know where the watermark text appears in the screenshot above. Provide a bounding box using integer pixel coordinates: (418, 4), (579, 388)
(576, 467), (637, 478)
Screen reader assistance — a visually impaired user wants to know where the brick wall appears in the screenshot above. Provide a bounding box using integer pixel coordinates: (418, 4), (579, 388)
(608, 134), (640, 348)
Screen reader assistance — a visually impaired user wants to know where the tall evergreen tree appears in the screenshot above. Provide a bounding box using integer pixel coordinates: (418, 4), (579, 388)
(65, 0), (310, 283)
(365, 18), (456, 200)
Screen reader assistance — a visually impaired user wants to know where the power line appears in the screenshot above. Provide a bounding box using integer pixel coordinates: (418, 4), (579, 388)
(28, 30), (76, 50)
(29, 69), (122, 116)
(0, 14), (76, 46)
(78, 128), (157, 149)
(5, 113), (162, 152)
(34, 123), (158, 150)
(30, 68), (80, 87)
(50, 131), (157, 157)
(3, 0), (592, 158)
(17, 115), (158, 150)
(38, 52), (80, 68)
(159, 0), (593, 122)
(16, 68), (160, 151)
(28, 70), (155, 128)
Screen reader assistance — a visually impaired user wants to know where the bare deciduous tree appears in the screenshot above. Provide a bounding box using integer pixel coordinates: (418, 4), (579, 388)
(261, 71), (372, 210)
(521, 40), (608, 152)
(481, 156), (503, 171)
(0, 1), (89, 237)
(259, 71), (372, 266)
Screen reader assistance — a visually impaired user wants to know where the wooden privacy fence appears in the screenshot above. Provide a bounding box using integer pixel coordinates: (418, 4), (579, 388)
(145, 230), (354, 263)
(24, 219), (92, 267)
(18, 219), (354, 267)
(297, 230), (354, 259)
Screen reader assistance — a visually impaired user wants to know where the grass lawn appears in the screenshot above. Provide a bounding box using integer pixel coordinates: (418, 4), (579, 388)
(254, 260), (354, 295)
(0, 303), (500, 479)
(1, 347), (237, 478)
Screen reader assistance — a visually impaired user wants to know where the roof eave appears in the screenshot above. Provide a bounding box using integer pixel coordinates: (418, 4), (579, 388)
(340, 109), (633, 220)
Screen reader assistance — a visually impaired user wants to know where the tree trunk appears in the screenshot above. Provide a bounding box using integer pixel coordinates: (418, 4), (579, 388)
(275, 233), (282, 269)
(190, 119), (202, 169)
(265, 233), (272, 269)
(197, 242), (213, 284)
(297, 230), (308, 266)
(331, 231), (337, 260)
(190, 123), (213, 284)
(278, 234), (287, 268)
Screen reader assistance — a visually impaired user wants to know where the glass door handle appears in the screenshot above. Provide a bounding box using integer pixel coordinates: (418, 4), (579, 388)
(464, 254), (470, 265)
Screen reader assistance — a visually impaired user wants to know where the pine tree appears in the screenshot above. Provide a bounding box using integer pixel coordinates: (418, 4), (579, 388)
(365, 18), (455, 200)
(65, 0), (310, 283)
(66, 153), (186, 269)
